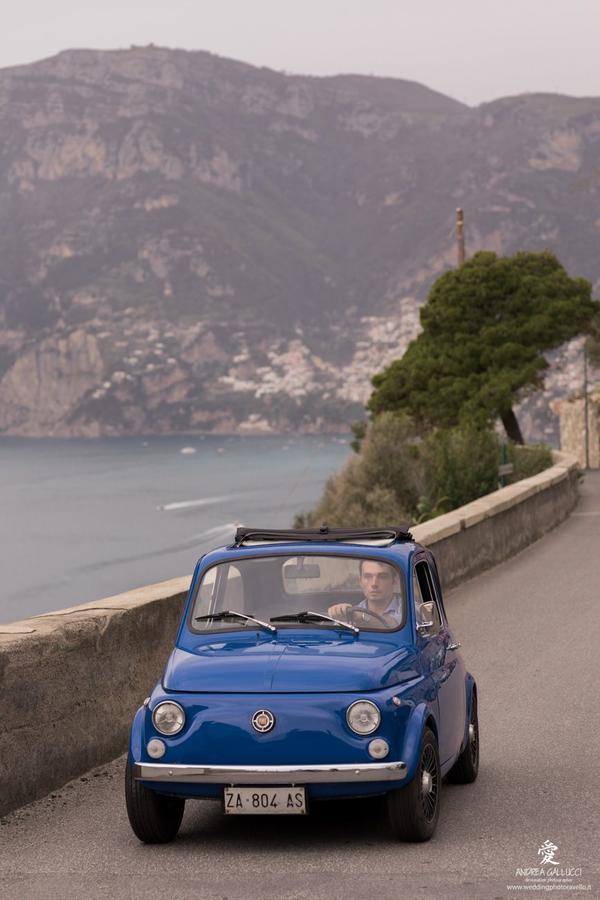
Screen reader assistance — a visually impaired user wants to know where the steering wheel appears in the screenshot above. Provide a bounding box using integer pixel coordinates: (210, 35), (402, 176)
(345, 606), (391, 627)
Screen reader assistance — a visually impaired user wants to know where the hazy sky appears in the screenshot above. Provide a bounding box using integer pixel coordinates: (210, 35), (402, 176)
(3, 0), (599, 105)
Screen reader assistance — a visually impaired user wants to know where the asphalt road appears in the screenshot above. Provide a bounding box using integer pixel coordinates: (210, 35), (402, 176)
(2, 473), (599, 900)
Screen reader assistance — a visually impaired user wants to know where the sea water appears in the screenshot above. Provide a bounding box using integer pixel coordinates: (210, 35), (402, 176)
(0, 434), (350, 624)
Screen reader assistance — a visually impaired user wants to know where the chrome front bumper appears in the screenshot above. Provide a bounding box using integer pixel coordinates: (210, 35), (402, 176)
(134, 760), (407, 784)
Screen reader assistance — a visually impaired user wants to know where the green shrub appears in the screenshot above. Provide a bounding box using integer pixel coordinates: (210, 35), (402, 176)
(507, 443), (553, 482)
(295, 413), (423, 527)
(422, 422), (499, 512)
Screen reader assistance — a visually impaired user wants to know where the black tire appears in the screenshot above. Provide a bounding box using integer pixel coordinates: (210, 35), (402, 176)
(387, 726), (440, 842)
(125, 759), (185, 843)
(446, 694), (479, 784)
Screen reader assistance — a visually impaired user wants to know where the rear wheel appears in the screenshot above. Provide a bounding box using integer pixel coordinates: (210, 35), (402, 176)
(387, 727), (440, 842)
(125, 759), (185, 843)
(446, 694), (479, 784)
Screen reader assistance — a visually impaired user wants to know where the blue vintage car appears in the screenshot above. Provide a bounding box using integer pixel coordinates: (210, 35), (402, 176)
(125, 526), (478, 843)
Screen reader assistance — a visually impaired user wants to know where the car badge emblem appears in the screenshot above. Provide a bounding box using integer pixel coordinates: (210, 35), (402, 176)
(251, 709), (275, 733)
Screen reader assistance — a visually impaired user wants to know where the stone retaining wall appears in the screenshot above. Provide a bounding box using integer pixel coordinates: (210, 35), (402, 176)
(0, 579), (189, 818)
(558, 396), (600, 469)
(0, 452), (579, 817)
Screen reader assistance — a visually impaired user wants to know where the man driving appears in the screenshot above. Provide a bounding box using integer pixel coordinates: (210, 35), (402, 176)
(328, 559), (402, 626)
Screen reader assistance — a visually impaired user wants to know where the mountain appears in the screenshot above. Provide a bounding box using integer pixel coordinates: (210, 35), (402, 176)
(0, 47), (598, 437)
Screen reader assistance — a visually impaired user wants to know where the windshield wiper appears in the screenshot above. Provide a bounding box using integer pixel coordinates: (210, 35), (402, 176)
(194, 610), (276, 634)
(270, 610), (359, 635)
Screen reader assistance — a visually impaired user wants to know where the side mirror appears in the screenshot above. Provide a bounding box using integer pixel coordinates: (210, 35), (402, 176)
(416, 601), (435, 633)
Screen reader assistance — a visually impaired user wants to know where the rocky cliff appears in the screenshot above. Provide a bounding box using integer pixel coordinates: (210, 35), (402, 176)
(0, 47), (598, 437)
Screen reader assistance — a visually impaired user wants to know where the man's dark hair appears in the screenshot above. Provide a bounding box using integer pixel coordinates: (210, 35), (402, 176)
(358, 559), (395, 578)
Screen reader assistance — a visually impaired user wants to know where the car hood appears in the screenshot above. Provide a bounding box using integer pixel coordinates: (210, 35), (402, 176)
(164, 634), (418, 693)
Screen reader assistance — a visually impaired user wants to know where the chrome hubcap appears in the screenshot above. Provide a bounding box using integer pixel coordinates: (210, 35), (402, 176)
(468, 703), (479, 768)
(421, 770), (433, 794)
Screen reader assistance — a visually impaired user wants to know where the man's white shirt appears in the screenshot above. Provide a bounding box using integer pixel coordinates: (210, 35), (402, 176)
(357, 593), (403, 623)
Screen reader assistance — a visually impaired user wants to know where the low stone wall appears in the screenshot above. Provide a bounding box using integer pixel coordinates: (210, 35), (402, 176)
(0, 579), (189, 818)
(0, 452), (579, 818)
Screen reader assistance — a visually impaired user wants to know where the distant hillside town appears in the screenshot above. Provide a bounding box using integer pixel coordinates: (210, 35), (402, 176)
(0, 47), (598, 438)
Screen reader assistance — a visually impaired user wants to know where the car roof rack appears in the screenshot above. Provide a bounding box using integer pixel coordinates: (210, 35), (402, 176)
(233, 525), (413, 548)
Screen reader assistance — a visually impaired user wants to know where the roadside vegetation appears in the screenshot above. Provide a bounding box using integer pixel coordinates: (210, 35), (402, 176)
(295, 414), (553, 527)
(297, 251), (594, 527)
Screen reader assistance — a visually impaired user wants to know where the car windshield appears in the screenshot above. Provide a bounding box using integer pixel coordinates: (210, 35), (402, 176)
(190, 554), (406, 632)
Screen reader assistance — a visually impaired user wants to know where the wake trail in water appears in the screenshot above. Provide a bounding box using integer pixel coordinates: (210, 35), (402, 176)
(74, 523), (240, 573)
(193, 523), (239, 542)
(157, 495), (232, 512)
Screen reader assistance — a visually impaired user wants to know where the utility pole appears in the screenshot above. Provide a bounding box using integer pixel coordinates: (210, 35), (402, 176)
(583, 337), (590, 469)
(456, 207), (465, 267)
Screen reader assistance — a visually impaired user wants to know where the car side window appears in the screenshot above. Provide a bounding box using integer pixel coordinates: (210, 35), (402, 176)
(413, 561), (442, 635)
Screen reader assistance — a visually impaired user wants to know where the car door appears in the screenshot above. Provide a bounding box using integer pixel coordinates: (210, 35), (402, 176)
(413, 557), (465, 765)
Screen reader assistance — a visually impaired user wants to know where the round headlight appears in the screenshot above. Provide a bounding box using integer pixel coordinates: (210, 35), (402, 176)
(346, 700), (381, 735)
(152, 701), (185, 736)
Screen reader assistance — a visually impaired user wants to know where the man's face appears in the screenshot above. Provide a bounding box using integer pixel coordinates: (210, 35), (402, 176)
(359, 561), (397, 610)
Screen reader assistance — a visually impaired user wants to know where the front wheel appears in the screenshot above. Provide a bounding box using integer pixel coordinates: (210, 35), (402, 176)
(125, 759), (185, 843)
(387, 726), (440, 842)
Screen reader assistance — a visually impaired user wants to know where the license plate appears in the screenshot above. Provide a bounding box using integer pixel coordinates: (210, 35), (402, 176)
(224, 786), (307, 815)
